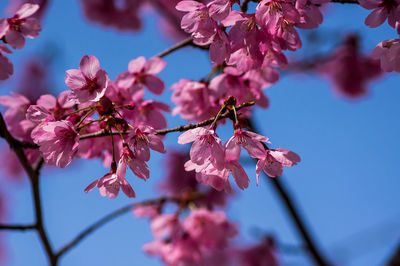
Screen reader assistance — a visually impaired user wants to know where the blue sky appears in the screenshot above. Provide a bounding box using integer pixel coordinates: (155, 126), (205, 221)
(1, 1), (400, 266)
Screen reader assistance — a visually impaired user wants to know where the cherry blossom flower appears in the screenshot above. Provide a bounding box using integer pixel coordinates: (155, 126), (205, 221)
(371, 38), (400, 72)
(0, 44), (13, 80)
(116, 56), (166, 96)
(238, 236), (279, 266)
(131, 100), (170, 129)
(84, 170), (135, 198)
(127, 125), (166, 162)
(171, 79), (219, 122)
(0, 3), (41, 49)
(65, 55), (108, 103)
(178, 127), (225, 171)
(225, 129), (270, 160)
(207, 0), (238, 21)
(296, 0), (329, 29)
(359, 0), (400, 28)
(183, 208), (238, 248)
(31, 120), (79, 168)
(117, 146), (149, 181)
(256, 148), (301, 183)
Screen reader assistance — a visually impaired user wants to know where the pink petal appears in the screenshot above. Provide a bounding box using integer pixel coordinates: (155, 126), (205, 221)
(65, 69), (86, 90)
(148, 135), (166, 153)
(121, 179), (136, 198)
(128, 56), (146, 73)
(16, 3), (40, 19)
(6, 30), (25, 49)
(178, 127), (208, 144)
(144, 57), (166, 74)
(176, 1), (205, 11)
(0, 19), (9, 39)
(84, 179), (99, 193)
(135, 140), (151, 161)
(20, 18), (41, 38)
(0, 54), (13, 80)
(271, 148), (301, 167)
(80, 55), (100, 80)
(190, 139), (210, 165)
(143, 75), (165, 95)
(256, 158), (265, 185)
(128, 159), (149, 180)
(365, 7), (388, 27)
(230, 162), (249, 190)
(37, 94), (57, 109)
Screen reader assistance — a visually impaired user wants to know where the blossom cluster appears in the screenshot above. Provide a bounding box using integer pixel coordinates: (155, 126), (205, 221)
(0, 3), (42, 80)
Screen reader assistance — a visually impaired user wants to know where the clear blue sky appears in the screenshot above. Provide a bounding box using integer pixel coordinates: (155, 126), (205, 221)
(1, 1), (400, 266)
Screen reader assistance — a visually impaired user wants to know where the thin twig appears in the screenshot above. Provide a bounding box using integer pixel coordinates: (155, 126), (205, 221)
(79, 101), (255, 140)
(0, 224), (36, 231)
(386, 243), (400, 266)
(154, 37), (194, 58)
(241, 0), (251, 12)
(0, 113), (57, 266)
(247, 118), (331, 266)
(56, 193), (204, 258)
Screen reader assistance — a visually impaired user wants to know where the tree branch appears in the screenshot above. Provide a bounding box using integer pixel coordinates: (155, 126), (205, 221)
(56, 193), (204, 259)
(386, 243), (400, 266)
(247, 118), (331, 266)
(80, 101), (255, 140)
(0, 112), (57, 266)
(0, 224), (36, 231)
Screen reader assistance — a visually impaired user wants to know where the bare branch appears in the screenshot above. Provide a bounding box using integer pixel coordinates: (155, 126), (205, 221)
(56, 193), (204, 258)
(0, 224), (36, 231)
(80, 101), (255, 140)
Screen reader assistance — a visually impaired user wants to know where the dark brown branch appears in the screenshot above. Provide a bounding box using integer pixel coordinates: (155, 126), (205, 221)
(0, 224), (36, 231)
(0, 112), (57, 266)
(80, 101), (255, 140)
(56, 193), (204, 258)
(241, 0), (251, 12)
(154, 37), (196, 58)
(386, 243), (400, 266)
(247, 118), (331, 266)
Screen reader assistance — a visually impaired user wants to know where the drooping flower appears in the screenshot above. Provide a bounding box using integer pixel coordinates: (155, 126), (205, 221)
(31, 120), (79, 168)
(84, 170), (135, 198)
(117, 145), (149, 181)
(0, 3), (41, 49)
(127, 125), (166, 162)
(178, 127), (225, 171)
(371, 38), (400, 72)
(359, 0), (400, 28)
(116, 56), (166, 97)
(207, 0), (238, 21)
(0, 44), (13, 80)
(256, 148), (301, 183)
(225, 129), (270, 160)
(65, 55), (108, 103)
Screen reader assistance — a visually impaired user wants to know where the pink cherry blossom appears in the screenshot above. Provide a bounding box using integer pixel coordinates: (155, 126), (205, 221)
(238, 236), (279, 266)
(151, 214), (180, 239)
(133, 203), (160, 219)
(256, 0), (300, 33)
(80, 0), (143, 31)
(131, 100), (170, 129)
(320, 35), (382, 98)
(371, 38), (400, 72)
(116, 56), (166, 96)
(0, 3), (41, 49)
(31, 120), (79, 168)
(0, 44), (13, 80)
(256, 148), (301, 183)
(0, 92), (35, 140)
(183, 208), (238, 248)
(296, 0), (329, 29)
(225, 129), (270, 160)
(359, 0), (400, 28)
(207, 0), (238, 21)
(176, 1), (218, 45)
(84, 170), (135, 198)
(117, 146), (149, 181)
(127, 125), (166, 162)
(178, 127), (225, 171)
(65, 55), (108, 103)
(171, 79), (219, 122)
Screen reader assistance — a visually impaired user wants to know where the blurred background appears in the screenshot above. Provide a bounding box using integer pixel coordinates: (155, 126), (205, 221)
(0, 0), (399, 265)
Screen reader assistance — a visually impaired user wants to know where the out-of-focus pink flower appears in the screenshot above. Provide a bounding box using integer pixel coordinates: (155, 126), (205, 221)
(79, 0), (143, 31)
(6, 0), (50, 20)
(178, 127), (225, 171)
(237, 236), (279, 266)
(151, 214), (181, 239)
(0, 92), (35, 140)
(296, 0), (329, 29)
(31, 120), (79, 168)
(371, 38), (400, 73)
(0, 3), (41, 49)
(127, 125), (165, 162)
(171, 79), (219, 122)
(0, 44), (13, 80)
(321, 35), (382, 98)
(183, 208), (237, 248)
(116, 56), (166, 97)
(158, 150), (198, 196)
(133, 203), (160, 219)
(359, 0), (400, 28)
(65, 55), (108, 103)
(256, 148), (301, 183)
